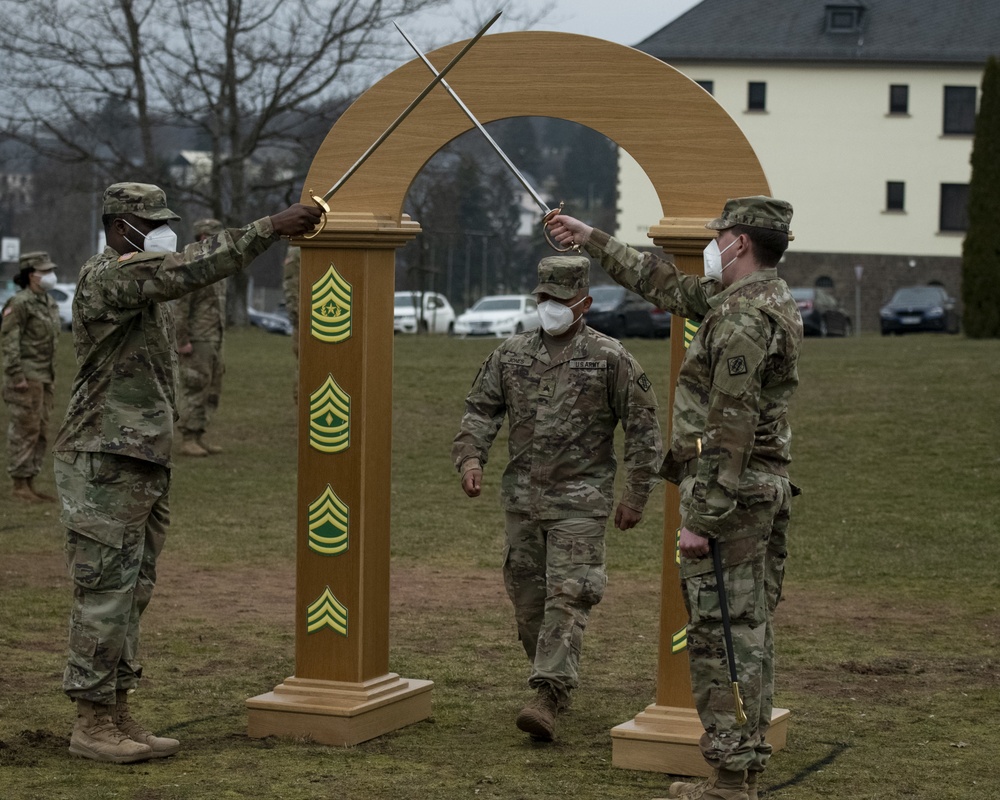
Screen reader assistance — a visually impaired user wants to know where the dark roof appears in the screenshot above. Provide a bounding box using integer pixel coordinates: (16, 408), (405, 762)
(636, 0), (1000, 65)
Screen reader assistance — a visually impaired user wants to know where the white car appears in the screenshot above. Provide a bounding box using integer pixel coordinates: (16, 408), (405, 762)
(394, 291), (456, 334)
(454, 294), (540, 338)
(48, 282), (76, 330)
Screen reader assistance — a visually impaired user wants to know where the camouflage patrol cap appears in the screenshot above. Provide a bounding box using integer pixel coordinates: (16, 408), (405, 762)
(193, 218), (224, 236)
(19, 251), (56, 272)
(706, 196), (794, 240)
(102, 182), (181, 221)
(532, 255), (590, 300)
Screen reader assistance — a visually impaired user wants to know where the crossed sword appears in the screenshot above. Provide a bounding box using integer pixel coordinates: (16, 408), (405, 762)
(306, 11), (573, 251)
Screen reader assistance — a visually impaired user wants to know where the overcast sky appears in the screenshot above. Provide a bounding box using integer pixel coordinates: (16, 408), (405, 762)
(530, 0), (702, 46)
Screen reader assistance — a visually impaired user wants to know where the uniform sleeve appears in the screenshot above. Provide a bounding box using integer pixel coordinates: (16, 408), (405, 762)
(94, 218), (278, 309)
(451, 349), (507, 473)
(682, 310), (770, 537)
(172, 292), (193, 347)
(0, 301), (25, 384)
(611, 350), (663, 512)
(584, 229), (718, 321)
(283, 247), (300, 330)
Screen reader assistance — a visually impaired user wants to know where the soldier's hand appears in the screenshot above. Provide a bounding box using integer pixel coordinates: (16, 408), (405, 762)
(679, 526), (710, 559)
(614, 504), (643, 531)
(11, 378), (29, 391)
(177, 342), (193, 355)
(461, 468), (483, 498)
(546, 214), (593, 248)
(270, 204), (324, 238)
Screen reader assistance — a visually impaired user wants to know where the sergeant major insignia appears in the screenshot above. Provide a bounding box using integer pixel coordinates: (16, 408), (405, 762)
(727, 356), (748, 376)
(637, 373), (652, 392)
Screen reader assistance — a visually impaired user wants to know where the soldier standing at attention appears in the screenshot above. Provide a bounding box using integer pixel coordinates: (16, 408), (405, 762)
(174, 218), (228, 456)
(282, 245), (300, 401)
(548, 198), (802, 800)
(52, 182), (321, 764)
(1, 251), (61, 502)
(452, 255), (662, 742)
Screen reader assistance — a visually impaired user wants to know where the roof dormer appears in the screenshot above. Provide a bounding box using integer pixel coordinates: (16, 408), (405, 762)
(825, 3), (866, 34)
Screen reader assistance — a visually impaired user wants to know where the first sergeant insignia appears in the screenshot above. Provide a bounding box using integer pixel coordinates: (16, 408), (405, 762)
(727, 356), (748, 376)
(637, 373), (652, 392)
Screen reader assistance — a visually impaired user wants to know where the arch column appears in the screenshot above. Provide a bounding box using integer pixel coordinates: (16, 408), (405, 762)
(246, 214), (433, 746)
(610, 219), (790, 775)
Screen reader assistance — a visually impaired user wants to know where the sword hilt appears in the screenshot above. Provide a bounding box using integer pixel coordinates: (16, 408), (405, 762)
(542, 202), (579, 253)
(732, 681), (748, 725)
(302, 192), (331, 240)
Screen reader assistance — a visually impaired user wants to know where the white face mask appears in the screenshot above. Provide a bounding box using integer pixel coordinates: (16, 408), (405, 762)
(37, 271), (58, 290)
(537, 296), (586, 336)
(123, 220), (178, 254)
(703, 236), (740, 282)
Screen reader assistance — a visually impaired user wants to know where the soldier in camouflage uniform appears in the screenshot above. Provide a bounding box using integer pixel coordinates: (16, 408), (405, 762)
(1, 251), (61, 502)
(52, 182), (320, 764)
(452, 255), (662, 742)
(549, 198), (801, 800)
(282, 245), (300, 401)
(174, 218), (228, 457)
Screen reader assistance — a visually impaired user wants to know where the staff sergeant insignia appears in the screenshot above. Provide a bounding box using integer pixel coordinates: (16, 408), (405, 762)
(727, 355), (748, 376)
(637, 373), (652, 392)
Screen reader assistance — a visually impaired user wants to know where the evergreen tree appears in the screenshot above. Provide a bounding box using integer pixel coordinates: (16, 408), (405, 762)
(962, 56), (1000, 338)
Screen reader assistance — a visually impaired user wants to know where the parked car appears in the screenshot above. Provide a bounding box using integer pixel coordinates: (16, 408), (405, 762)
(790, 287), (852, 337)
(48, 282), (76, 330)
(394, 291), (456, 334)
(453, 294), (540, 337)
(248, 306), (293, 335)
(880, 285), (960, 335)
(585, 284), (670, 339)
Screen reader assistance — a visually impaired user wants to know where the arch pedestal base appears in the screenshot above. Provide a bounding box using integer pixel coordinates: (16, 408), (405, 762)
(247, 674), (433, 746)
(611, 705), (790, 777)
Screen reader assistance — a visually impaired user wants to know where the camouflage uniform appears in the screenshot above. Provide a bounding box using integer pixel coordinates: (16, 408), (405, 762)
(582, 197), (801, 777)
(174, 218), (227, 448)
(53, 183), (283, 704)
(282, 245), (300, 401)
(452, 257), (662, 705)
(1, 253), (60, 481)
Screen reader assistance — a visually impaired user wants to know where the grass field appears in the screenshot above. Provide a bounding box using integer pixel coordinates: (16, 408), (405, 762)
(1, 327), (998, 800)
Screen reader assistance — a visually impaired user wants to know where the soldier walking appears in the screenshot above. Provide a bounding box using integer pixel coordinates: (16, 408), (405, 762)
(1, 251), (61, 502)
(174, 218), (228, 456)
(452, 255), (662, 741)
(52, 182), (320, 764)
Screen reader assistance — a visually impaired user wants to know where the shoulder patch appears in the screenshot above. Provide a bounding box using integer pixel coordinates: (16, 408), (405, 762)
(118, 252), (136, 262)
(637, 372), (652, 392)
(727, 355), (748, 376)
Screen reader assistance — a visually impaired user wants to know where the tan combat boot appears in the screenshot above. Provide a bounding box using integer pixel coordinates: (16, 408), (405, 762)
(114, 691), (180, 758)
(68, 699), (153, 763)
(27, 476), (58, 502)
(179, 433), (209, 457)
(515, 685), (560, 741)
(657, 768), (749, 800)
(12, 477), (42, 503)
(197, 435), (223, 454)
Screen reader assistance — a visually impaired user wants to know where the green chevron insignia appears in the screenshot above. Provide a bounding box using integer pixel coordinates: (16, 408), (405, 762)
(675, 527), (681, 565)
(671, 625), (688, 654)
(684, 318), (700, 349)
(306, 586), (348, 636)
(308, 485), (349, 556)
(311, 264), (352, 343)
(309, 374), (350, 453)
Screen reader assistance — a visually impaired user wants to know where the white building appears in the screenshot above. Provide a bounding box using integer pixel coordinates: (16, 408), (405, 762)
(617, 0), (998, 327)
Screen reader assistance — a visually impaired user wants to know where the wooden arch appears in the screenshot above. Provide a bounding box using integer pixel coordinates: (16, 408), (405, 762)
(247, 31), (784, 776)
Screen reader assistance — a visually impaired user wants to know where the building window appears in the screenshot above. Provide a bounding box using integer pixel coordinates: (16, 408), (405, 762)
(747, 82), (766, 111)
(886, 181), (905, 211)
(825, 5), (864, 33)
(696, 80), (714, 95)
(943, 86), (977, 134)
(889, 85), (909, 114)
(939, 184), (969, 232)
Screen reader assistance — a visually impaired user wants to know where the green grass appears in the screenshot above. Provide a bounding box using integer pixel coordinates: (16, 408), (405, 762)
(1, 328), (998, 799)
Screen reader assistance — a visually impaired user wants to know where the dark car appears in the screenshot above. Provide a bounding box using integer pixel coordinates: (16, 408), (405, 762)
(790, 287), (852, 337)
(880, 285), (959, 335)
(585, 284), (670, 339)
(248, 306), (293, 335)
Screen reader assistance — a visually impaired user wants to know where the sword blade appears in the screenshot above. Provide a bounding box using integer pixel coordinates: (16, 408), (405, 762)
(320, 10), (502, 202)
(394, 21), (553, 216)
